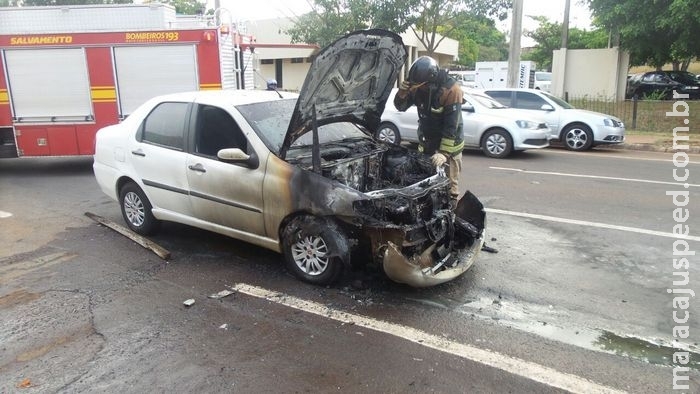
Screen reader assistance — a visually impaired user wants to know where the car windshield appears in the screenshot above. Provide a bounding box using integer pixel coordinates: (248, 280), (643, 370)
(467, 92), (507, 109)
(536, 72), (552, 81)
(666, 71), (698, 85)
(236, 98), (368, 154)
(541, 91), (574, 109)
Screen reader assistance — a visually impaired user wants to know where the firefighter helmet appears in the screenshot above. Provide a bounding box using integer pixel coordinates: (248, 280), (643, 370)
(408, 56), (439, 84)
(266, 79), (278, 90)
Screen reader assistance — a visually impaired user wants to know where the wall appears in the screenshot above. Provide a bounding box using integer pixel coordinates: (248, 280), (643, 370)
(551, 47), (630, 101)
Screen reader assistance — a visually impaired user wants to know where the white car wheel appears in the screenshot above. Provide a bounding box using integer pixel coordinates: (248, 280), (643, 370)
(376, 122), (401, 145)
(482, 129), (513, 158)
(563, 124), (593, 151)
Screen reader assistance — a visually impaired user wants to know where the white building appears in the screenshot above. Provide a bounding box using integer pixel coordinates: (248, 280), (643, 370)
(250, 17), (460, 91)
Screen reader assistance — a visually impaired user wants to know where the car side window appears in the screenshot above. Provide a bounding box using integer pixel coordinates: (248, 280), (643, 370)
(514, 92), (549, 110)
(194, 104), (247, 157)
(484, 90), (511, 106)
(140, 102), (188, 150)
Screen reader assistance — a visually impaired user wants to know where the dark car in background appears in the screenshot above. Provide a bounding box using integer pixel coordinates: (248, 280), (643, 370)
(626, 71), (700, 100)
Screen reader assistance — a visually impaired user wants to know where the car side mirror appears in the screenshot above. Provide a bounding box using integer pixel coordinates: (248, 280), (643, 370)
(218, 148), (258, 168)
(540, 104), (555, 111)
(462, 103), (475, 113)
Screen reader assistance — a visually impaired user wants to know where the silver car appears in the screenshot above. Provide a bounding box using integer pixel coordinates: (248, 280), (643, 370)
(377, 89), (551, 158)
(483, 88), (625, 151)
(93, 29), (486, 288)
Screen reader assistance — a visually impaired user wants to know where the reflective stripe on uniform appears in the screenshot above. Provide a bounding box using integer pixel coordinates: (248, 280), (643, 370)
(440, 138), (464, 154)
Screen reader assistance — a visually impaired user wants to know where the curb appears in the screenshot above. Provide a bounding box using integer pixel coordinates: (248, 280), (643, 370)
(602, 143), (700, 154)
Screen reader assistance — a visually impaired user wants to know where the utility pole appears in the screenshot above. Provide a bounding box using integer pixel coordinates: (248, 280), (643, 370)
(507, 0), (523, 88)
(561, 0), (570, 49)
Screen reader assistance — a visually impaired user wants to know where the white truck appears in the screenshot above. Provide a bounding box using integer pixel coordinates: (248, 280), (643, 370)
(474, 61), (536, 89)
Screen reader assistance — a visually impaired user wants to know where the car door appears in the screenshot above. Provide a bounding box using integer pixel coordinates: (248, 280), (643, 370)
(185, 103), (266, 237)
(513, 91), (561, 138)
(460, 96), (481, 146)
(129, 101), (193, 216)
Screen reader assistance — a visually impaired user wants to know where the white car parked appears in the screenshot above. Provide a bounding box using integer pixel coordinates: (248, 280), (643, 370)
(484, 88), (625, 151)
(377, 89), (551, 158)
(534, 71), (552, 92)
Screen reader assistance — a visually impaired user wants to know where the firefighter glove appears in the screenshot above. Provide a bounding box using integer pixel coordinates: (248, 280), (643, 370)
(431, 152), (447, 167)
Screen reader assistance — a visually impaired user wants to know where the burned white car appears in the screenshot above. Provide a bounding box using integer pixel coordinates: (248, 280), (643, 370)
(93, 29), (486, 287)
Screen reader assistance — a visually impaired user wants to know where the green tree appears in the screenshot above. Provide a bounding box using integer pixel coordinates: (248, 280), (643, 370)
(409, 0), (508, 57)
(440, 13), (507, 68)
(286, 0), (419, 48)
(587, 0), (700, 70)
(287, 0), (509, 56)
(522, 15), (608, 71)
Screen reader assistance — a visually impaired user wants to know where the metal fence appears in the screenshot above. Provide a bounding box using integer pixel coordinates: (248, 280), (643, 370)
(566, 95), (700, 133)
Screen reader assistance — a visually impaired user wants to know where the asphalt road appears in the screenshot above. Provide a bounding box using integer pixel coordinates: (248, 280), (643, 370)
(1, 147), (699, 393)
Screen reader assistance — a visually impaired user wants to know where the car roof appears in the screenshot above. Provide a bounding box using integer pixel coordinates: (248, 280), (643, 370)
(481, 88), (545, 93)
(154, 89), (299, 106)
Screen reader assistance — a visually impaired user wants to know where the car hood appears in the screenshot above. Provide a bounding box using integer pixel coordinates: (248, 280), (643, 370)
(280, 29), (407, 158)
(567, 108), (623, 122)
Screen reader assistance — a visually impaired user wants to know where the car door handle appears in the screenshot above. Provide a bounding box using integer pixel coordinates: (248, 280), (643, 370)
(131, 149), (145, 157)
(188, 163), (206, 173)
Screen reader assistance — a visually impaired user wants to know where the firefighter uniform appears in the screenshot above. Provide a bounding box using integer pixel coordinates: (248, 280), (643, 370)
(394, 71), (464, 205)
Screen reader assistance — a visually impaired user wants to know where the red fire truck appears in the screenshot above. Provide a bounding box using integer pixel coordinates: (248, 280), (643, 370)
(0, 26), (253, 158)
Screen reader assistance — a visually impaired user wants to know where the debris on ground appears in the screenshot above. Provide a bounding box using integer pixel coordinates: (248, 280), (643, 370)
(17, 378), (32, 388)
(183, 298), (195, 307)
(208, 289), (234, 299)
(84, 211), (171, 260)
(219, 324), (228, 330)
(481, 244), (498, 253)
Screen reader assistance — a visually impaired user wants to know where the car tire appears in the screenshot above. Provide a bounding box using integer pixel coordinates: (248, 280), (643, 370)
(562, 123), (593, 151)
(119, 182), (160, 235)
(281, 216), (346, 286)
(481, 129), (513, 158)
(376, 122), (401, 145)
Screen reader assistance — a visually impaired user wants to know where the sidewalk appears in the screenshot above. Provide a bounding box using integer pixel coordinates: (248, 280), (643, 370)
(598, 133), (700, 154)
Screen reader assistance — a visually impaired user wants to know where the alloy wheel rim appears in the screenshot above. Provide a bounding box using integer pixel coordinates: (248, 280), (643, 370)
(486, 134), (506, 154)
(377, 127), (396, 144)
(291, 235), (329, 276)
(124, 192), (145, 227)
(566, 129), (587, 149)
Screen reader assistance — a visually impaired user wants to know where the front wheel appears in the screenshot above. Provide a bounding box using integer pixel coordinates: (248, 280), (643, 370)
(119, 182), (160, 235)
(376, 122), (401, 145)
(481, 129), (513, 158)
(562, 124), (593, 151)
(281, 216), (346, 285)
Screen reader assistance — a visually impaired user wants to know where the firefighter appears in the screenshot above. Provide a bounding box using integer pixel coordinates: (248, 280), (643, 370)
(394, 56), (464, 208)
(266, 79), (278, 90)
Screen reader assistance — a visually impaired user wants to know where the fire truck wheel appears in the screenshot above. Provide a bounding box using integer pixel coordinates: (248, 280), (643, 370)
(119, 182), (160, 235)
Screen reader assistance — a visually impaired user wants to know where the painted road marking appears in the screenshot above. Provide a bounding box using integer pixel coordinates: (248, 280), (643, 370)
(232, 283), (626, 394)
(489, 166), (700, 188)
(0, 211), (12, 218)
(485, 208), (700, 242)
(541, 149), (700, 164)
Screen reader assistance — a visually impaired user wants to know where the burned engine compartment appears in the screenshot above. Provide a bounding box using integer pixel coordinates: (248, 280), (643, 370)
(285, 138), (453, 226)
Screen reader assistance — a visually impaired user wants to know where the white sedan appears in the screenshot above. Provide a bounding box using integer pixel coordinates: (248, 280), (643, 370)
(483, 88), (625, 151)
(92, 29), (486, 288)
(377, 89), (551, 158)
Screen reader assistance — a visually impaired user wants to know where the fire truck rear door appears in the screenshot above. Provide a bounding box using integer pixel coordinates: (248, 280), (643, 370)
(113, 45), (198, 118)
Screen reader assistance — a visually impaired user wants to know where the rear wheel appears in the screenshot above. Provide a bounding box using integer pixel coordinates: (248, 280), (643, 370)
(562, 124), (593, 151)
(376, 122), (401, 145)
(119, 182), (160, 235)
(481, 129), (513, 158)
(281, 216), (346, 285)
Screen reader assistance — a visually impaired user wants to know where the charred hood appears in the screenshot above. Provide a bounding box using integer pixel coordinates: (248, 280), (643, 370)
(280, 29), (407, 158)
